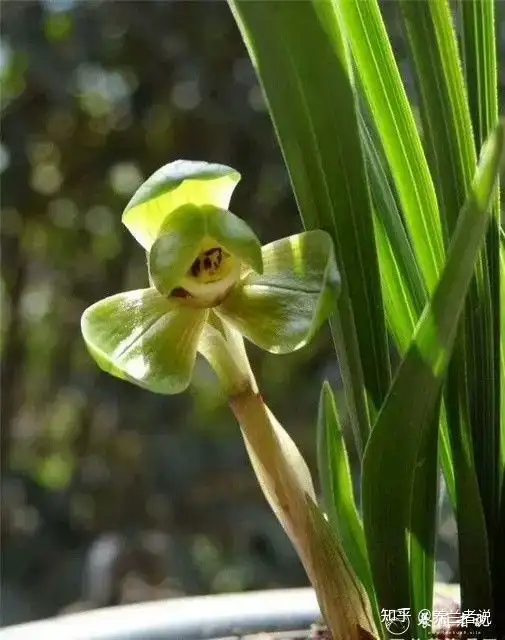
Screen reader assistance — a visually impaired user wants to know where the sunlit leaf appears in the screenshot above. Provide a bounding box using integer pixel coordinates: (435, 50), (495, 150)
(398, 2), (480, 626)
(360, 115), (426, 347)
(317, 381), (378, 626)
(337, 0), (445, 293)
(230, 0), (390, 456)
(362, 121), (504, 611)
(460, 1), (502, 593)
(461, 0), (499, 153)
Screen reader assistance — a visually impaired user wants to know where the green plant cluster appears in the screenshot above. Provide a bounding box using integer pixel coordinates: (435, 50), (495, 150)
(79, 1), (504, 639)
(230, 1), (505, 638)
(82, 0), (505, 638)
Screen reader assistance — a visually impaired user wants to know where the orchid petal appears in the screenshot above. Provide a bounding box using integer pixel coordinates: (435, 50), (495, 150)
(148, 204), (206, 296)
(149, 204), (262, 297)
(203, 205), (263, 274)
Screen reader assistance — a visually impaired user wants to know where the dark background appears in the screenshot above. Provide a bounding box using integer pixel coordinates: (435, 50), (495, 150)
(1, 0), (502, 627)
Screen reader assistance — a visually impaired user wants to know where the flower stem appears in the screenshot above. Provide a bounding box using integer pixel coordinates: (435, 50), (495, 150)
(229, 387), (378, 640)
(197, 314), (257, 396)
(201, 322), (377, 638)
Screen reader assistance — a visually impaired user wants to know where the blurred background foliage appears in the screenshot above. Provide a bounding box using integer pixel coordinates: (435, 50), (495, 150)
(0, 0), (338, 625)
(0, 0), (503, 628)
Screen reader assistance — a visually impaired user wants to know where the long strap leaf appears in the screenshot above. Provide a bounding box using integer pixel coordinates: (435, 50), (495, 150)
(361, 113), (457, 510)
(317, 381), (378, 627)
(398, 0), (495, 619)
(336, 0), (445, 294)
(460, 0), (502, 575)
(362, 121), (504, 613)
(496, 227), (505, 633)
(229, 0), (391, 454)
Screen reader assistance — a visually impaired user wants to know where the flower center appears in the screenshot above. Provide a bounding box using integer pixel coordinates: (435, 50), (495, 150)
(176, 241), (241, 307)
(189, 247), (232, 283)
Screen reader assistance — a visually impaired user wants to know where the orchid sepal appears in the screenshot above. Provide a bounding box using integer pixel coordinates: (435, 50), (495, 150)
(216, 230), (340, 353)
(81, 288), (207, 395)
(123, 160), (241, 251)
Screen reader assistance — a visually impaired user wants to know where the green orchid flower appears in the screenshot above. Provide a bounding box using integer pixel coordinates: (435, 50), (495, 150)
(79, 161), (376, 638)
(81, 161), (340, 396)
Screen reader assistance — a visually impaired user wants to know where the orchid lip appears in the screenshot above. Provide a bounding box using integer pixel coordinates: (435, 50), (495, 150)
(174, 250), (242, 308)
(189, 246), (230, 281)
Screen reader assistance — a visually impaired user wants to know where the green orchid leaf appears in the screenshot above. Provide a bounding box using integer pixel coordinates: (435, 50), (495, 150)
(501, 228), (505, 467)
(460, 1), (502, 595)
(203, 205), (263, 274)
(396, 3), (478, 627)
(362, 120), (504, 612)
(123, 160), (241, 250)
(230, 0), (390, 456)
(81, 288), (207, 394)
(317, 381), (377, 619)
(337, 0), (445, 294)
(461, 0), (498, 154)
(217, 230), (339, 353)
(148, 205), (206, 296)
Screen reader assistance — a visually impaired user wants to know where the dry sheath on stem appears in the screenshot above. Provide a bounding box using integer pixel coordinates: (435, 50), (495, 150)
(229, 386), (378, 640)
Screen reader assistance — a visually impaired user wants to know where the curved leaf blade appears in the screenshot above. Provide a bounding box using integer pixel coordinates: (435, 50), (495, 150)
(460, 0), (502, 587)
(461, 0), (499, 152)
(360, 115), (426, 347)
(336, 0), (445, 293)
(362, 121), (504, 611)
(397, 1), (484, 626)
(400, 0), (476, 234)
(317, 381), (378, 626)
(229, 0), (390, 454)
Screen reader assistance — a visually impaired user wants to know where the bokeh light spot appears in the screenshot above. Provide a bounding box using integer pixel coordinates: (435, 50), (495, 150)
(48, 198), (79, 229)
(85, 205), (115, 237)
(30, 163), (63, 196)
(248, 85), (266, 112)
(109, 162), (143, 196)
(171, 79), (201, 111)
